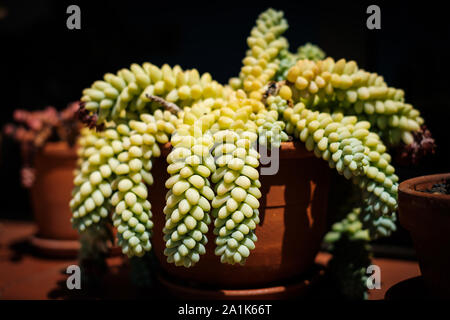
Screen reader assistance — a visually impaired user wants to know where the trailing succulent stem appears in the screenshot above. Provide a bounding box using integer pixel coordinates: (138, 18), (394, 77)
(327, 235), (372, 300)
(283, 58), (424, 147)
(162, 105), (217, 267)
(229, 8), (289, 100)
(78, 222), (113, 289)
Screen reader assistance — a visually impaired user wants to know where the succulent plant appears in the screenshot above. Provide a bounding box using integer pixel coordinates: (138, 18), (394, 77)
(71, 8), (435, 298)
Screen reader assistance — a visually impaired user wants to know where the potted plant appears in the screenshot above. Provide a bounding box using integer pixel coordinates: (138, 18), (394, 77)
(70, 8), (434, 299)
(399, 173), (449, 298)
(3, 102), (81, 257)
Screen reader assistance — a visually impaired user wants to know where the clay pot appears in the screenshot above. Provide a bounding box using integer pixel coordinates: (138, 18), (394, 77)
(29, 142), (80, 257)
(398, 173), (450, 298)
(149, 141), (331, 298)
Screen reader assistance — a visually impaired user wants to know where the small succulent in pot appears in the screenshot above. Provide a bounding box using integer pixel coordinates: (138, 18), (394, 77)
(3, 102), (81, 188)
(70, 8), (436, 299)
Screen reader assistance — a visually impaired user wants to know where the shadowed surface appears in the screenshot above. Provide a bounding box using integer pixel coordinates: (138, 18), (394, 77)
(0, 220), (420, 300)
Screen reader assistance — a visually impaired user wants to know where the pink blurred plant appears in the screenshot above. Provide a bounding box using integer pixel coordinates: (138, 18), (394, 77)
(3, 102), (82, 188)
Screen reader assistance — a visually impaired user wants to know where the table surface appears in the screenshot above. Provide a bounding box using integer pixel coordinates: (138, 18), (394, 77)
(0, 220), (421, 300)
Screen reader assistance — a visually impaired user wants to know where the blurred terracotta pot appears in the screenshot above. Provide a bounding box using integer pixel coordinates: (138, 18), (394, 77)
(149, 141), (331, 299)
(399, 173), (450, 298)
(29, 142), (80, 257)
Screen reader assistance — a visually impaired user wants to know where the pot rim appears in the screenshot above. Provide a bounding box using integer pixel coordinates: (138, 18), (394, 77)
(399, 173), (450, 200)
(39, 141), (78, 158)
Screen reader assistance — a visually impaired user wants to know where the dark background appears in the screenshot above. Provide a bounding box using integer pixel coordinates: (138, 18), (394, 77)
(0, 0), (448, 251)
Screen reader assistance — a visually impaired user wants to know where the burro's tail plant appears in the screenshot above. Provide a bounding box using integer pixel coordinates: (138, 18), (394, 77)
(70, 8), (434, 298)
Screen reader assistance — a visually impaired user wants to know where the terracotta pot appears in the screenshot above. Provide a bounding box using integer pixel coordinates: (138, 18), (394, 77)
(398, 173), (450, 298)
(149, 141), (331, 298)
(29, 142), (80, 257)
